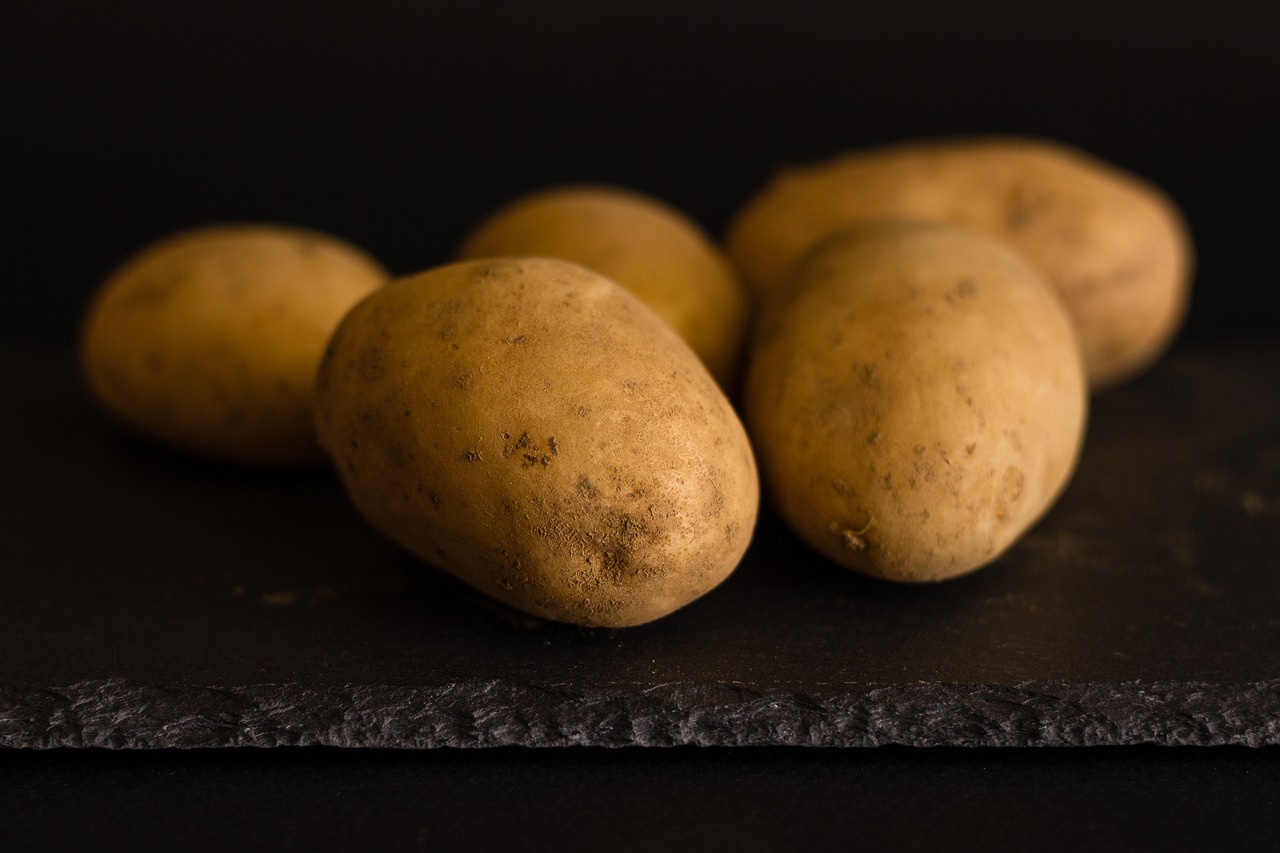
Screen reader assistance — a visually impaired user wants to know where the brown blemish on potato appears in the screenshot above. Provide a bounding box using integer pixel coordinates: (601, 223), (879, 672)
(385, 440), (413, 469)
(530, 508), (663, 590)
(359, 407), (387, 431)
(595, 513), (656, 581)
(1005, 186), (1054, 231)
(435, 298), (461, 341)
(464, 449), (483, 462)
(577, 476), (599, 500)
(830, 518), (874, 552)
(994, 466), (1026, 521)
(359, 347), (388, 381)
(1005, 467), (1025, 500)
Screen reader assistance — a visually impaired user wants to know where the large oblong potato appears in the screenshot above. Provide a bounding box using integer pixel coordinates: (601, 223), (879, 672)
(457, 185), (750, 388)
(745, 222), (1087, 583)
(725, 137), (1193, 388)
(315, 257), (759, 627)
(81, 224), (388, 465)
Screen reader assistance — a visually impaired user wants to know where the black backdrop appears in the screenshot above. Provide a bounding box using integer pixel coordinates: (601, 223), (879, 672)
(5, 0), (1279, 346)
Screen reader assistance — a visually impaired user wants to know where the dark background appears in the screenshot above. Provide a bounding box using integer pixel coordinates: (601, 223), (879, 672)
(4, 0), (1279, 349)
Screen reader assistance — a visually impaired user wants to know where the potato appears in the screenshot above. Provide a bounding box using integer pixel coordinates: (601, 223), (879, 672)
(725, 137), (1193, 388)
(81, 224), (388, 465)
(457, 185), (750, 388)
(744, 222), (1087, 582)
(315, 257), (759, 627)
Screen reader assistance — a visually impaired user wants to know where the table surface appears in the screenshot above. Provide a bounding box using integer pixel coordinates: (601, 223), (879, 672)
(2, 342), (1279, 748)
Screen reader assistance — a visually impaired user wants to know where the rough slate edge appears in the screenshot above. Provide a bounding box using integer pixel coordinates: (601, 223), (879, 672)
(2, 678), (1278, 749)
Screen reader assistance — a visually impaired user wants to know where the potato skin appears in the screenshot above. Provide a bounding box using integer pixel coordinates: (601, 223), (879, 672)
(725, 137), (1193, 388)
(314, 257), (759, 627)
(457, 185), (750, 388)
(81, 224), (388, 465)
(744, 222), (1087, 582)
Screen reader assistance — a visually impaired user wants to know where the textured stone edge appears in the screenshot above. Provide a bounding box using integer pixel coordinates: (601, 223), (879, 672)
(1, 678), (1277, 749)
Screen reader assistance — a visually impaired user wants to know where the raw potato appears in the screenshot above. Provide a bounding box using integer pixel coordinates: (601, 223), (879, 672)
(725, 137), (1193, 388)
(81, 224), (388, 465)
(745, 222), (1087, 582)
(315, 257), (759, 627)
(457, 185), (750, 387)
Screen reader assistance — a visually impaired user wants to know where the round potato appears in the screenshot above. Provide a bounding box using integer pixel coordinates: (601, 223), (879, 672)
(81, 223), (388, 465)
(315, 257), (759, 627)
(725, 137), (1193, 388)
(457, 185), (750, 388)
(745, 222), (1087, 582)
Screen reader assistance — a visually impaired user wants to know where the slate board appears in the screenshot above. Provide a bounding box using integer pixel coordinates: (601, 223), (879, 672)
(2, 343), (1278, 749)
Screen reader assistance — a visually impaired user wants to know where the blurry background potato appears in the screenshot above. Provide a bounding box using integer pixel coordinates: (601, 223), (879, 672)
(81, 224), (388, 465)
(458, 185), (750, 388)
(726, 137), (1193, 388)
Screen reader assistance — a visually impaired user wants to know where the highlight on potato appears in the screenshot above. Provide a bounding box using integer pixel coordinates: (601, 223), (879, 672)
(81, 223), (389, 465)
(457, 185), (750, 389)
(725, 136), (1193, 388)
(314, 257), (760, 627)
(744, 221), (1088, 583)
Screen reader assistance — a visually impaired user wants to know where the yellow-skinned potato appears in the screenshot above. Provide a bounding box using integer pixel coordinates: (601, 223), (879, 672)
(81, 224), (388, 465)
(726, 137), (1193, 388)
(315, 257), (759, 627)
(457, 185), (750, 388)
(745, 222), (1087, 582)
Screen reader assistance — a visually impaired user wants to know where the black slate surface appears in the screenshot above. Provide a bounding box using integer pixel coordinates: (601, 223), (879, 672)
(2, 343), (1278, 748)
